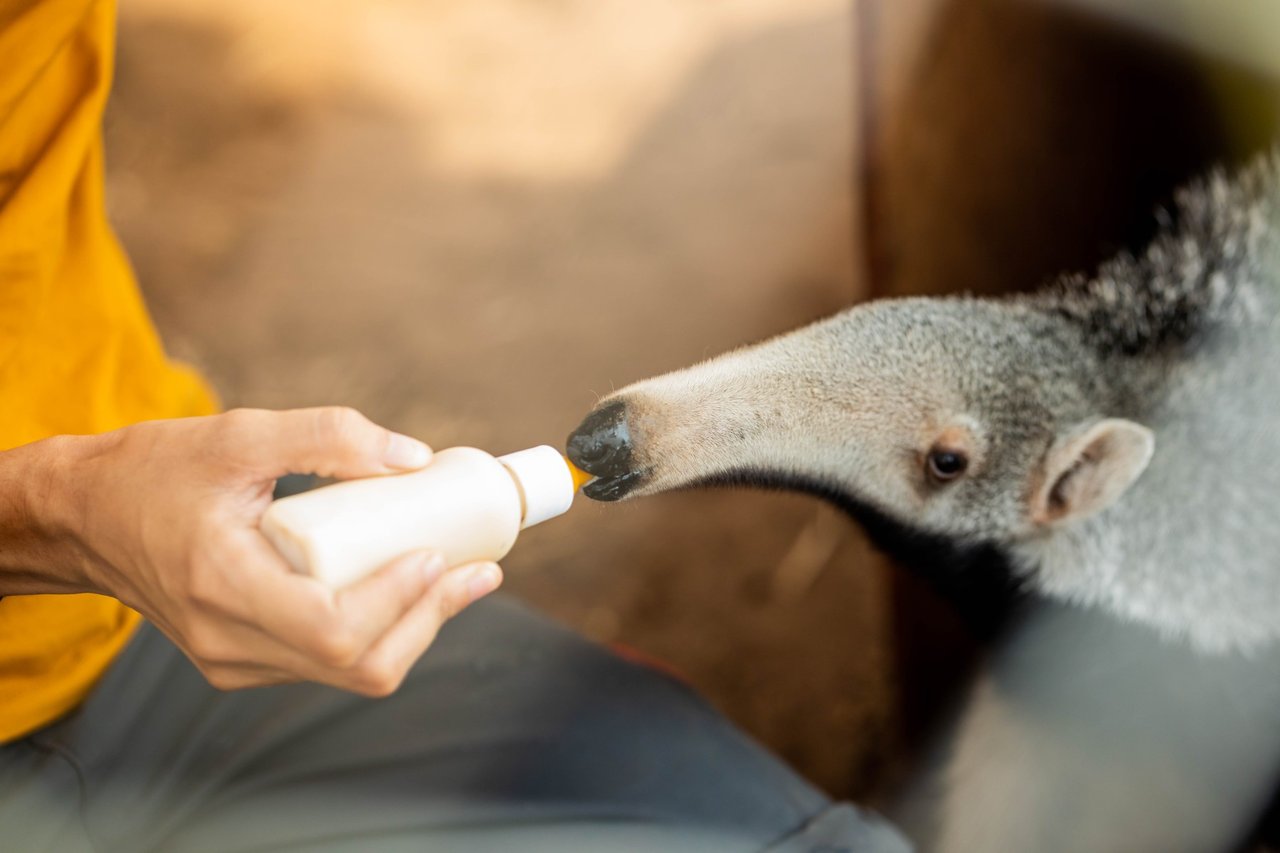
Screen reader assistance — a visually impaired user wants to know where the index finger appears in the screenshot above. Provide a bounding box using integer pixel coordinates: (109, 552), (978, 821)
(223, 407), (432, 481)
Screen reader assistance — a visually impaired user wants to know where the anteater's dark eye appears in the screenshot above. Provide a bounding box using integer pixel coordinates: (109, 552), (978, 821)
(926, 449), (968, 482)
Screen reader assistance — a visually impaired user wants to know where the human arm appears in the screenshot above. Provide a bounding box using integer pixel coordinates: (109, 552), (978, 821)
(0, 407), (501, 695)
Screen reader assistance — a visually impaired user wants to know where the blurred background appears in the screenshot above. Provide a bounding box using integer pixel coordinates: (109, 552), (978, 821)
(105, 0), (1280, 804)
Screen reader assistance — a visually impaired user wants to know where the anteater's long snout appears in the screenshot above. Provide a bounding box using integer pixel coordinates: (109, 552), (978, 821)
(566, 318), (845, 502)
(566, 399), (649, 501)
(566, 328), (828, 502)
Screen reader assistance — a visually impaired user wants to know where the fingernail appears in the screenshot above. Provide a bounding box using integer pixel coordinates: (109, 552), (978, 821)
(421, 552), (447, 584)
(385, 433), (432, 470)
(467, 564), (502, 600)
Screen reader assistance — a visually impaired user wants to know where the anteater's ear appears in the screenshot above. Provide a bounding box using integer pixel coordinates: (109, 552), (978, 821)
(1031, 419), (1155, 526)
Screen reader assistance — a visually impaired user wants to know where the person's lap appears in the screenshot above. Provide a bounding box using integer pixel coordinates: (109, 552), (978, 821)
(1, 595), (908, 852)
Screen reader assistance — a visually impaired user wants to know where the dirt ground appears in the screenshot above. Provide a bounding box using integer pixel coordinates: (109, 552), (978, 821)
(105, 0), (898, 798)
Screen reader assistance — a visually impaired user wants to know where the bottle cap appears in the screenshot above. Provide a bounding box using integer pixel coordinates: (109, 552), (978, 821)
(498, 445), (576, 529)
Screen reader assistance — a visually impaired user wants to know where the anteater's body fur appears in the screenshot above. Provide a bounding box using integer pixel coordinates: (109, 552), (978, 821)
(568, 151), (1280, 851)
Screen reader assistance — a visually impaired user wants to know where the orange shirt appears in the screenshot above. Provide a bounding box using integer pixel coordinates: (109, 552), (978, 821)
(0, 0), (217, 741)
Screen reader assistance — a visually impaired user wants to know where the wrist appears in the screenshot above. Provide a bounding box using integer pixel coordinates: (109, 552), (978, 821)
(0, 433), (108, 595)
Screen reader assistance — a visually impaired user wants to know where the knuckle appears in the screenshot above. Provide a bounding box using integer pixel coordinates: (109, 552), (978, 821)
(312, 624), (362, 668)
(316, 407), (364, 442)
(388, 559), (429, 601)
(211, 409), (265, 460)
(317, 406), (383, 461)
(107, 422), (155, 463)
(184, 621), (231, 664)
(436, 582), (472, 623)
(219, 407), (259, 435)
(352, 659), (405, 698)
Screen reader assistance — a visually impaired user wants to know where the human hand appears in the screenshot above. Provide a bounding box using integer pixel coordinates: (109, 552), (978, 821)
(48, 408), (503, 694)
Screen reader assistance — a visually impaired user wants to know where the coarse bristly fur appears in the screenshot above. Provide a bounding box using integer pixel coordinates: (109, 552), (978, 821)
(568, 148), (1280, 655)
(1014, 151), (1280, 653)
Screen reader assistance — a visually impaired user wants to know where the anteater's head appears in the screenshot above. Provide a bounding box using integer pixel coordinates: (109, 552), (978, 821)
(567, 297), (1154, 564)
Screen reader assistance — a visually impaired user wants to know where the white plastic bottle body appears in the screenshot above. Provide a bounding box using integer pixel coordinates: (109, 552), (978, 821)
(262, 447), (529, 588)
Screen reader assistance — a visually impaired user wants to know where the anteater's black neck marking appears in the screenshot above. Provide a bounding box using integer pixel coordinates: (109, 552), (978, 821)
(1035, 151), (1278, 358)
(691, 469), (1025, 637)
(1036, 255), (1234, 358)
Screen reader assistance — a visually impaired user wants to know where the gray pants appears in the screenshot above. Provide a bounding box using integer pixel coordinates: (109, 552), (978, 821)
(1, 595), (908, 852)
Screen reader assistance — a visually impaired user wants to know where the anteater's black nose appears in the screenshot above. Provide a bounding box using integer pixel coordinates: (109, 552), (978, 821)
(566, 400), (633, 481)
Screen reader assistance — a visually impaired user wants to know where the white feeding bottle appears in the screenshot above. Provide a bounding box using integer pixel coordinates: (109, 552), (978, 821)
(261, 445), (591, 588)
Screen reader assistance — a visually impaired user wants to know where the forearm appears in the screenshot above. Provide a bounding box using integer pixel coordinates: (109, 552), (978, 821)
(0, 434), (99, 596)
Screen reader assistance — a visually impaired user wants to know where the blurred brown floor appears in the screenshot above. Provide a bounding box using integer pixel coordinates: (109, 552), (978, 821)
(104, 0), (895, 798)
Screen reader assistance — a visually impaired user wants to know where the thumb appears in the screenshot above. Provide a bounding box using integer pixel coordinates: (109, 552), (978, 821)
(239, 407), (432, 480)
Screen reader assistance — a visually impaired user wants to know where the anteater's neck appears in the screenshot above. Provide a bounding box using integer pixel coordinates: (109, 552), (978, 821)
(1011, 152), (1280, 653)
(1030, 150), (1279, 364)
(1012, 312), (1280, 654)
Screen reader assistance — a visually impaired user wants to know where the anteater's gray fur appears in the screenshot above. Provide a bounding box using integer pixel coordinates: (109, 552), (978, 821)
(569, 150), (1280, 851)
